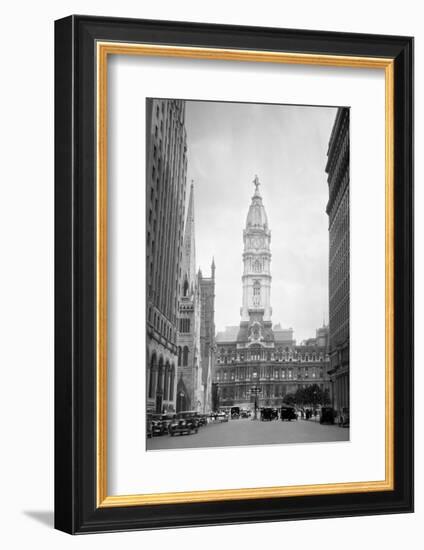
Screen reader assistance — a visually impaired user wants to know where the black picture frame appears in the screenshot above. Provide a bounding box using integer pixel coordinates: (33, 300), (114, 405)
(55, 15), (413, 534)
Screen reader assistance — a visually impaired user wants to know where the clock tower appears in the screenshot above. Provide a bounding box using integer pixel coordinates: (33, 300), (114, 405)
(240, 176), (272, 332)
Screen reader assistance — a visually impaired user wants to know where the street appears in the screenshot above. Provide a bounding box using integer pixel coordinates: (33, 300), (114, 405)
(146, 417), (349, 450)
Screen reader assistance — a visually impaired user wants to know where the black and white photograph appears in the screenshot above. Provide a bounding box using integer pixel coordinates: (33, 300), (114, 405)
(146, 98), (349, 451)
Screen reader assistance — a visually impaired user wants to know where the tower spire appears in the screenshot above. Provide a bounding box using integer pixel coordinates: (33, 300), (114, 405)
(181, 181), (196, 296)
(211, 256), (215, 279)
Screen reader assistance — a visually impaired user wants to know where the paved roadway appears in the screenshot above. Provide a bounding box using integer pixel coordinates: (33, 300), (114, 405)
(146, 417), (349, 451)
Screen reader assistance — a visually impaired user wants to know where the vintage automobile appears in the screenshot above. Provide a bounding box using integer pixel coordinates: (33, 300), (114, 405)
(320, 406), (336, 424)
(176, 410), (201, 428)
(217, 412), (229, 422)
(197, 414), (208, 426)
(280, 405), (297, 421)
(169, 418), (198, 436)
(160, 413), (176, 432)
(260, 407), (278, 421)
(230, 406), (240, 419)
(240, 409), (251, 418)
(150, 414), (167, 436)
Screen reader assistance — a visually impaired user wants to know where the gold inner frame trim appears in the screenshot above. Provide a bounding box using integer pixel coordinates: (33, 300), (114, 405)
(96, 41), (395, 508)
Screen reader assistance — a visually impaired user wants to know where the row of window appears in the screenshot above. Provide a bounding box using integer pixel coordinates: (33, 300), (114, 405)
(215, 366), (324, 382)
(148, 307), (175, 343)
(217, 353), (326, 364)
(218, 383), (324, 400)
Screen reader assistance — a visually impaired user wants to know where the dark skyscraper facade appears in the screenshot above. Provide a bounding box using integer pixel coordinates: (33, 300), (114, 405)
(325, 107), (350, 415)
(146, 99), (188, 414)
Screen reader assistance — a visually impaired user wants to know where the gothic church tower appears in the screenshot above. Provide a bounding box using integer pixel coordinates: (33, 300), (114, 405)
(176, 182), (203, 412)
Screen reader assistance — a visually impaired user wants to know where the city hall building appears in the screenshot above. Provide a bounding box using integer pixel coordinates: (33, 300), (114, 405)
(214, 176), (330, 410)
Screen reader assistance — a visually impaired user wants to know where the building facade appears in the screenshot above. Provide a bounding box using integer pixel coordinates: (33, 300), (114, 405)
(176, 184), (216, 413)
(146, 98), (188, 413)
(325, 107), (350, 414)
(214, 177), (330, 410)
(199, 260), (216, 412)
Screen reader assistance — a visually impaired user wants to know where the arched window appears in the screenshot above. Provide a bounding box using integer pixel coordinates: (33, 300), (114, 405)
(178, 346), (182, 366)
(169, 366), (175, 401)
(253, 259), (262, 273)
(183, 278), (189, 297)
(253, 281), (261, 306)
(157, 357), (164, 393)
(148, 354), (156, 398)
(164, 362), (170, 400)
(182, 346), (189, 366)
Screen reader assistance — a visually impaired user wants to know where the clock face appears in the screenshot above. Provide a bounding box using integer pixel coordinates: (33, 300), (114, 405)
(253, 237), (260, 249)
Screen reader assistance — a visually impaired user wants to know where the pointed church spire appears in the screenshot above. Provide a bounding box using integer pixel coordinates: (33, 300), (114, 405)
(211, 256), (215, 280)
(181, 181), (196, 296)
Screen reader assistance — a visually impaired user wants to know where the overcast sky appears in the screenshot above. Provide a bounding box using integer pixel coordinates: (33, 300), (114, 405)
(184, 100), (337, 343)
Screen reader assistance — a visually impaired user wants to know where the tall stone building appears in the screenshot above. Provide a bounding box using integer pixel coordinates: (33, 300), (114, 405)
(199, 259), (216, 412)
(146, 99), (188, 414)
(325, 107), (350, 414)
(176, 184), (216, 413)
(214, 177), (330, 410)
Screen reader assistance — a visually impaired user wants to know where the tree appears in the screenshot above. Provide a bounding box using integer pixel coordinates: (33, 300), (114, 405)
(283, 393), (296, 405)
(302, 384), (330, 407)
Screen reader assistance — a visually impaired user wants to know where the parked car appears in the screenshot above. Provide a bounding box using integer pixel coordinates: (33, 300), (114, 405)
(160, 413), (176, 432)
(176, 410), (202, 428)
(320, 406), (336, 424)
(217, 412), (229, 422)
(169, 418), (198, 436)
(240, 409), (251, 418)
(196, 414), (208, 426)
(260, 407), (278, 421)
(151, 414), (167, 436)
(231, 406), (240, 419)
(280, 405), (297, 421)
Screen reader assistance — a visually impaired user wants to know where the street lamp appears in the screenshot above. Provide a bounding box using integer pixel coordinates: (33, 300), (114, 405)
(251, 372), (260, 421)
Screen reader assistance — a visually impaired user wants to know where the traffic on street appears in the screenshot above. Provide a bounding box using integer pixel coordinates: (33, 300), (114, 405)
(146, 406), (349, 451)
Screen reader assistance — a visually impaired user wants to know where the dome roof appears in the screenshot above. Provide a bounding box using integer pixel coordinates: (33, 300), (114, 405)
(246, 176), (268, 229)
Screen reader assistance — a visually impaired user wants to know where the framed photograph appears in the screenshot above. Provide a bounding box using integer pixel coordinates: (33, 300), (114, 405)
(54, 15), (413, 533)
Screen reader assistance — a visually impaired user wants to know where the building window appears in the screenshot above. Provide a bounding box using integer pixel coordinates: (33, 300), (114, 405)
(253, 280), (261, 306)
(182, 346), (189, 366)
(183, 278), (189, 296)
(179, 318), (190, 333)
